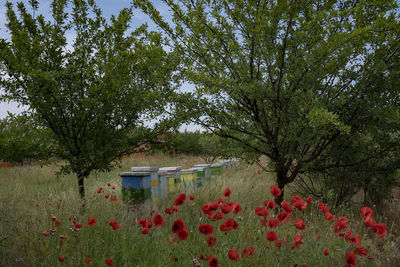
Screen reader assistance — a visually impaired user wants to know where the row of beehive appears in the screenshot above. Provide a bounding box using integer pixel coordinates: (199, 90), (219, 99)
(119, 161), (234, 203)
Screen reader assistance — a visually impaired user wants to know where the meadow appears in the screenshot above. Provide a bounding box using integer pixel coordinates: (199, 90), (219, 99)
(0, 153), (399, 266)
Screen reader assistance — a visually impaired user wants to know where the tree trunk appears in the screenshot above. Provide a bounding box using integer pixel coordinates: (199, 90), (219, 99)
(275, 168), (288, 207)
(77, 173), (85, 200)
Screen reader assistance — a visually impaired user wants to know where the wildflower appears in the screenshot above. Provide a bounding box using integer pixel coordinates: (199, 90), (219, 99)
(86, 258), (92, 264)
(264, 200), (277, 209)
(292, 234), (303, 249)
(146, 219), (153, 228)
(54, 220), (61, 228)
(221, 201), (234, 214)
(219, 218), (239, 231)
(360, 207), (373, 218)
(223, 188), (231, 198)
(334, 217), (348, 233)
(257, 170), (262, 175)
(43, 231), (50, 236)
(142, 228), (150, 234)
(97, 187), (103, 193)
(293, 200), (307, 210)
(212, 211), (224, 221)
(291, 196), (302, 203)
(324, 249), (329, 256)
(270, 186), (282, 198)
(190, 195), (194, 200)
(277, 211), (291, 224)
(281, 201), (294, 213)
(325, 212), (335, 222)
(255, 207), (269, 218)
(172, 219), (185, 233)
(108, 220), (121, 230)
(208, 257), (218, 267)
(173, 193), (186, 206)
(199, 224), (214, 235)
(207, 236), (216, 247)
(105, 258), (114, 266)
(305, 197), (313, 203)
(177, 227), (189, 240)
(74, 223), (83, 229)
(104, 193), (110, 199)
(371, 223), (387, 237)
(267, 231), (279, 242)
(228, 249), (239, 261)
(232, 203), (242, 214)
(110, 196), (118, 202)
(111, 185), (116, 189)
(153, 214), (164, 227)
(294, 218), (306, 230)
(208, 202), (219, 210)
(107, 183), (111, 186)
(35, 203), (40, 207)
(87, 217), (97, 226)
(345, 252), (356, 266)
(58, 256), (64, 262)
(59, 235), (67, 239)
(275, 240), (283, 247)
(353, 246), (368, 256)
(268, 217), (279, 228)
(51, 216), (57, 221)
(165, 207), (174, 214)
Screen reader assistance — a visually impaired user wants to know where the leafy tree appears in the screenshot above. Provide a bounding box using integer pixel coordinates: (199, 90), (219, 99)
(135, 0), (400, 205)
(0, 0), (177, 199)
(198, 133), (226, 164)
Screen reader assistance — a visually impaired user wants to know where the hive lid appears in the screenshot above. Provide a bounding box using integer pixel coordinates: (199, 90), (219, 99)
(211, 162), (225, 167)
(180, 168), (198, 173)
(119, 171), (152, 177)
(157, 170), (169, 176)
(159, 166), (182, 172)
(130, 166), (159, 172)
(193, 164), (211, 168)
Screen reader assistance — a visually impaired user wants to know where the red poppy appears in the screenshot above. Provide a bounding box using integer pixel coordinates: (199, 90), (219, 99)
(371, 223), (387, 237)
(59, 235), (68, 239)
(219, 218), (239, 231)
(111, 185), (116, 190)
(208, 202), (219, 210)
(165, 207), (174, 215)
(104, 194), (110, 199)
(206, 255), (213, 261)
(257, 169), (262, 175)
(221, 201), (234, 214)
(153, 214), (164, 227)
(281, 201), (294, 213)
(35, 203), (40, 207)
(110, 197), (118, 202)
(360, 207), (374, 218)
(97, 187), (103, 193)
(318, 202), (327, 212)
(142, 227), (150, 234)
(291, 196), (302, 203)
(364, 216), (376, 228)
(268, 217), (279, 228)
(105, 258), (114, 266)
(54, 220), (61, 228)
(353, 246), (368, 256)
(255, 207), (269, 217)
(292, 234), (303, 249)
(58, 256), (64, 262)
(146, 219), (153, 228)
(173, 193), (186, 206)
(294, 218), (306, 230)
(223, 188), (231, 198)
(199, 254), (204, 260)
(207, 236), (216, 247)
(177, 227), (189, 240)
(174, 257), (178, 262)
(228, 249), (239, 261)
(86, 258), (92, 264)
(190, 195), (195, 200)
(277, 211), (291, 224)
(199, 224), (214, 235)
(325, 212), (335, 222)
(334, 217), (348, 233)
(264, 200), (277, 209)
(242, 248), (249, 258)
(324, 249), (329, 256)
(293, 200), (307, 210)
(74, 223), (83, 229)
(138, 219), (146, 227)
(212, 211), (224, 221)
(305, 197), (313, 204)
(270, 186), (282, 198)
(172, 219), (185, 233)
(208, 257), (218, 267)
(275, 240), (283, 247)
(107, 183), (111, 186)
(345, 252), (356, 266)
(232, 203), (242, 214)
(108, 220), (121, 230)
(51, 216), (57, 221)
(349, 235), (361, 245)
(202, 204), (213, 216)
(267, 231), (279, 242)
(43, 231), (50, 236)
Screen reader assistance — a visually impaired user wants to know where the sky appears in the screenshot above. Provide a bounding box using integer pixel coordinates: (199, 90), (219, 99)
(0, 0), (201, 131)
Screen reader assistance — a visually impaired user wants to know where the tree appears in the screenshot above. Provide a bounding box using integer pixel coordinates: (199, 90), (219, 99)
(0, 0), (177, 199)
(134, 0), (400, 205)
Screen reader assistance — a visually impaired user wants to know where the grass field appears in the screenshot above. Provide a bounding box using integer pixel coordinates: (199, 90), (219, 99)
(0, 153), (399, 266)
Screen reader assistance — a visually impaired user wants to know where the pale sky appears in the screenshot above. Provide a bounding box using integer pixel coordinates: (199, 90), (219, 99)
(0, 0), (202, 131)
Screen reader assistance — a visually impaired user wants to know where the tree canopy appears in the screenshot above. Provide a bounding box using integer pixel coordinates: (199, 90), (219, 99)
(0, 0), (178, 199)
(134, 0), (400, 204)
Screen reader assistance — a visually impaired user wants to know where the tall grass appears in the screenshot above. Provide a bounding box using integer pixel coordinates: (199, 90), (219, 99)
(0, 154), (398, 266)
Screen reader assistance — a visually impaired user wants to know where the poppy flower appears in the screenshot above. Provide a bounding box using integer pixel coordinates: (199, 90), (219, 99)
(110, 197), (118, 202)
(371, 223), (387, 237)
(334, 217), (348, 233)
(242, 248), (249, 258)
(43, 231), (50, 236)
(59, 235), (68, 239)
(177, 227), (189, 240)
(360, 207), (373, 218)
(54, 220), (61, 228)
(208, 202), (219, 211)
(232, 203), (242, 214)
(199, 224), (214, 235)
(364, 216), (376, 228)
(108, 220), (121, 230)
(207, 236), (216, 247)
(97, 187), (103, 193)
(318, 202), (327, 212)
(35, 203), (40, 207)
(74, 223), (83, 229)
(305, 197), (313, 203)
(275, 240), (283, 247)
(349, 235), (361, 245)
(199, 254), (204, 260)
(270, 186), (282, 198)
(325, 212), (335, 222)
(353, 246), (368, 256)
(105, 258), (114, 266)
(291, 196), (302, 203)
(208, 257), (218, 267)
(324, 249), (329, 255)
(394, 198), (398, 203)
(228, 249), (239, 261)
(107, 183), (111, 186)
(255, 207), (269, 218)
(146, 219), (153, 228)
(268, 217), (279, 228)
(190, 195), (195, 200)
(221, 201), (234, 214)
(165, 207), (174, 215)
(212, 211), (224, 221)
(58, 256), (64, 262)
(104, 194), (110, 199)
(345, 252), (356, 266)
(257, 169), (262, 175)
(111, 185), (116, 189)
(293, 200), (307, 210)
(172, 219), (185, 233)
(153, 214), (164, 227)
(223, 188), (231, 198)
(292, 234), (303, 249)
(142, 227), (150, 234)
(86, 258), (92, 264)
(173, 194), (186, 206)
(267, 231), (279, 242)
(138, 219), (147, 227)
(294, 218), (306, 230)
(277, 211), (291, 224)
(281, 201), (294, 213)
(264, 200), (277, 209)
(219, 218), (239, 231)
(51, 216), (57, 222)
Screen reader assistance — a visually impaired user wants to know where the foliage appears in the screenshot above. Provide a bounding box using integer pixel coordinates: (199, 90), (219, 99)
(0, 0), (178, 199)
(134, 0), (400, 205)
(0, 114), (56, 165)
